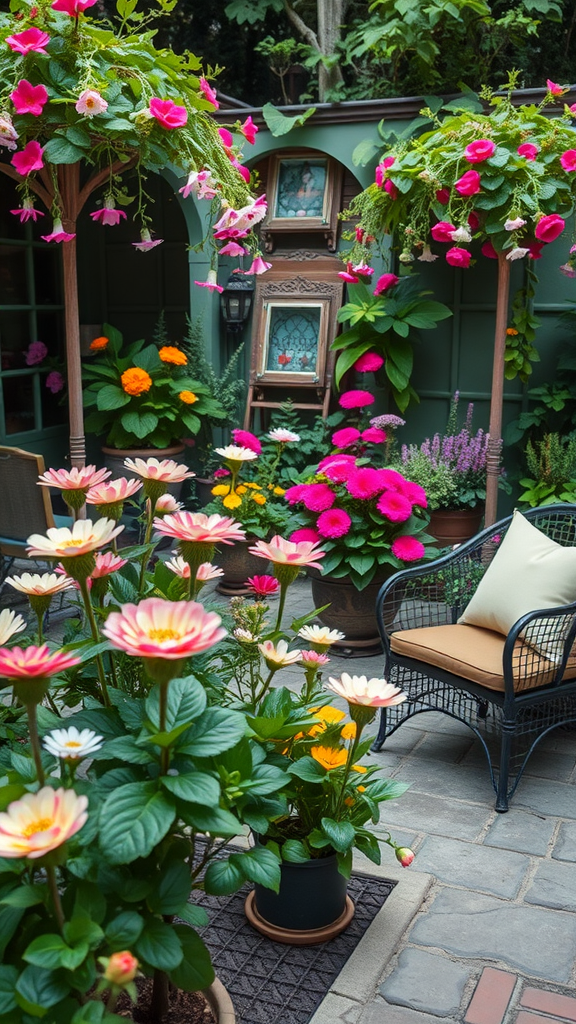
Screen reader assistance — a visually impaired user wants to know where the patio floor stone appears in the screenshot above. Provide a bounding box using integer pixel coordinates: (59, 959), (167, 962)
(379, 948), (471, 1016)
(412, 836), (530, 898)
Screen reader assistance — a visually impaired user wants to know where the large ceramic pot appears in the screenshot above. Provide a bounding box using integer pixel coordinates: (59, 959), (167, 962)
(428, 506), (484, 547)
(309, 569), (402, 652)
(245, 850), (354, 945)
(215, 538), (271, 596)
(102, 444), (187, 499)
(204, 978), (236, 1024)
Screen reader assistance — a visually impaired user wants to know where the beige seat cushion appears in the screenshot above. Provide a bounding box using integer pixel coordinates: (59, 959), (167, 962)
(390, 624), (576, 693)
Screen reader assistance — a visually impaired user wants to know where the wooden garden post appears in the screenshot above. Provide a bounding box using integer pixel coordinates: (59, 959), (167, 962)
(59, 162), (85, 469)
(484, 253), (511, 527)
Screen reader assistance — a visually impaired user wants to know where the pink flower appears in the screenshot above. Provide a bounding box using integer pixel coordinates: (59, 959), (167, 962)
(534, 213), (565, 243)
(481, 240), (498, 259)
(25, 341), (48, 366)
(194, 270), (223, 292)
(46, 372), (64, 394)
(464, 139), (496, 163)
(392, 535), (425, 561)
(86, 477), (142, 506)
(0, 115), (19, 151)
(11, 199), (44, 222)
(41, 220), (75, 243)
(375, 156), (394, 185)
(326, 672), (406, 708)
(239, 116), (258, 144)
(374, 273), (399, 295)
(395, 847), (415, 867)
(517, 143), (539, 161)
(153, 494), (183, 515)
(300, 650), (330, 666)
(149, 97), (187, 129)
(339, 389), (375, 409)
(0, 645), (80, 680)
(231, 428), (261, 454)
(384, 179), (398, 199)
(218, 241), (248, 257)
(6, 29), (50, 55)
(179, 169), (216, 200)
(546, 79), (565, 95)
(560, 150), (576, 172)
(153, 511), (245, 545)
(51, 0), (97, 11)
(102, 598), (226, 660)
(249, 535), (326, 571)
(75, 89), (108, 117)
(218, 127), (233, 147)
(446, 246), (471, 268)
(230, 159), (251, 183)
(289, 528), (321, 544)
(339, 261), (360, 284)
(361, 427), (386, 444)
(525, 240), (544, 259)
(468, 211), (480, 231)
(90, 206), (127, 226)
(133, 230), (163, 251)
(246, 575), (279, 597)
(38, 465), (110, 493)
(0, 788), (88, 860)
(436, 188), (450, 205)
(199, 78), (219, 108)
(570, 104), (576, 116)
(346, 467), (384, 500)
(354, 351), (384, 373)
(431, 221), (456, 243)
(455, 170), (481, 196)
(301, 483), (336, 513)
(104, 952), (139, 987)
(319, 455), (356, 484)
(376, 467), (407, 490)
(332, 427), (361, 449)
(213, 468), (230, 478)
(376, 490), (412, 523)
(10, 80), (48, 117)
(11, 141), (44, 177)
(398, 480), (427, 508)
(284, 484), (308, 505)
(123, 458), (193, 484)
(91, 552), (128, 578)
(244, 256), (271, 275)
(268, 428), (300, 443)
(316, 508), (352, 538)
(560, 262), (576, 278)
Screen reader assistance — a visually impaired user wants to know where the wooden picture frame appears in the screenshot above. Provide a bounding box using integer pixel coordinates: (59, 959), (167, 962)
(257, 300), (329, 384)
(261, 151), (343, 252)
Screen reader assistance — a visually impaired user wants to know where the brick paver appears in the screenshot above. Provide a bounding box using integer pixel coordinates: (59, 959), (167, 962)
(464, 968), (516, 1024)
(520, 989), (576, 1022)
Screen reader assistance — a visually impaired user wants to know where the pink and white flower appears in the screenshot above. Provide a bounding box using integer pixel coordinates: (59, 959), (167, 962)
(102, 598), (226, 659)
(300, 650), (330, 667)
(268, 428), (300, 443)
(38, 465), (111, 493)
(258, 639), (302, 668)
(6, 29), (50, 55)
(0, 787), (88, 859)
(27, 519), (124, 560)
(214, 444), (258, 464)
(218, 241), (248, 257)
(86, 477), (142, 507)
(504, 216), (527, 231)
(41, 220), (76, 244)
(75, 89), (108, 117)
(10, 80), (48, 117)
(0, 645), (81, 681)
(91, 552), (128, 578)
(153, 511), (245, 545)
(132, 229), (163, 251)
(298, 624), (345, 647)
(11, 199), (44, 222)
(325, 672), (407, 708)
(249, 535), (325, 571)
(242, 256), (272, 275)
(90, 205), (127, 227)
(505, 247), (529, 261)
(5, 572), (74, 597)
(194, 269), (223, 292)
(152, 493), (183, 515)
(123, 458), (193, 483)
(0, 609), (26, 645)
(0, 115), (19, 151)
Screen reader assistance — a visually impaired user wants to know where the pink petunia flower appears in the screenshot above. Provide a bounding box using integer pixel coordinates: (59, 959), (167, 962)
(431, 221), (456, 243)
(446, 247), (471, 268)
(149, 97), (187, 129)
(346, 467), (384, 500)
(11, 141), (44, 177)
(354, 351), (384, 373)
(289, 528), (321, 544)
(546, 79), (565, 96)
(6, 28), (50, 55)
(41, 220), (75, 243)
(46, 372), (64, 394)
(463, 139), (496, 163)
(231, 428), (261, 454)
(239, 116), (258, 144)
(11, 199), (44, 223)
(133, 229), (163, 251)
(376, 490), (413, 523)
(75, 89), (108, 117)
(517, 143), (539, 161)
(246, 574), (279, 597)
(339, 389), (375, 409)
(454, 170), (481, 196)
(481, 240), (498, 259)
(338, 261), (360, 284)
(392, 535), (426, 562)
(51, 0), (97, 11)
(361, 427), (386, 444)
(300, 483), (336, 512)
(332, 427), (361, 449)
(10, 80), (48, 117)
(384, 178), (398, 199)
(241, 256), (271, 275)
(534, 213), (565, 243)
(194, 269), (223, 292)
(199, 78), (219, 108)
(230, 159), (251, 183)
(218, 127), (233, 147)
(560, 150), (576, 172)
(218, 241), (248, 257)
(90, 206), (127, 227)
(316, 508), (352, 538)
(373, 273), (399, 295)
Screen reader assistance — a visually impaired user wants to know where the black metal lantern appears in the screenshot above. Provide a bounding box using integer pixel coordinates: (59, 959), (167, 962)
(220, 274), (255, 333)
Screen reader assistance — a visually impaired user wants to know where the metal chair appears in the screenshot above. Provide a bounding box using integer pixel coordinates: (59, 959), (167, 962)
(0, 446), (72, 592)
(372, 504), (576, 812)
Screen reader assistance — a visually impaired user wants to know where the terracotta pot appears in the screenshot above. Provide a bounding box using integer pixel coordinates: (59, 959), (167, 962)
(102, 444), (187, 499)
(203, 978), (236, 1024)
(215, 538), (271, 595)
(428, 506), (484, 547)
(309, 569), (401, 650)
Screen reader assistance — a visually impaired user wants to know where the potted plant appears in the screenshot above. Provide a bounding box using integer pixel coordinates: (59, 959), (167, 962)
(518, 432), (576, 507)
(396, 393), (490, 546)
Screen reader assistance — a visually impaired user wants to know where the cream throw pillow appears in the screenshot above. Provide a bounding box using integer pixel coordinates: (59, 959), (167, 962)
(458, 510), (576, 658)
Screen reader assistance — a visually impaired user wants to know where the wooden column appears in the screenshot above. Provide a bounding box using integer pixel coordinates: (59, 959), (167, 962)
(59, 163), (85, 468)
(484, 253), (511, 527)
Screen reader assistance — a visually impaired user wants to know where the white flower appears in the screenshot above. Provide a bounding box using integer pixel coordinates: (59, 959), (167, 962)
(0, 115), (18, 151)
(417, 246), (439, 262)
(258, 639), (302, 667)
(325, 673), (407, 707)
(214, 445), (258, 463)
(298, 625), (345, 646)
(504, 216), (527, 231)
(27, 519), (124, 559)
(506, 247), (529, 261)
(234, 628), (261, 643)
(75, 90), (108, 118)
(0, 609), (26, 645)
(5, 573), (74, 596)
(450, 226), (472, 244)
(268, 428), (301, 443)
(43, 727), (104, 760)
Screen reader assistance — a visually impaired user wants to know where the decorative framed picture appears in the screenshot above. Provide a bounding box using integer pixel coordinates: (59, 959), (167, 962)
(262, 151), (343, 252)
(258, 301), (328, 383)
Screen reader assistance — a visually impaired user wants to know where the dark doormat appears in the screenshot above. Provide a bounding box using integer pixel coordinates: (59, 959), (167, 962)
(196, 873), (396, 1024)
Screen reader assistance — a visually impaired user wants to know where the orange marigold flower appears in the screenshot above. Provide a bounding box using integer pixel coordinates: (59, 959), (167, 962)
(179, 390), (197, 404)
(344, 796), (355, 807)
(211, 484), (231, 497)
(90, 335), (109, 351)
(506, 327), (519, 336)
(341, 722), (357, 740)
(253, 493), (266, 506)
(310, 745), (348, 771)
(121, 368), (152, 396)
(159, 346), (187, 366)
(223, 492), (242, 509)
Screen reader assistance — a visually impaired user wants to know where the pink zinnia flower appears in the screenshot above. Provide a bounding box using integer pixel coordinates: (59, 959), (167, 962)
(46, 371), (64, 394)
(339, 389), (375, 410)
(239, 116), (258, 144)
(332, 427), (361, 449)
(392, 535), (426, 562)
(38, 466), (110, 493)
(153, 511), (245, 545)
(75, 89), (108, 117)
(132, 229), (163, 251)
(373, 273), (399, 295)
(91, 552), (128, 578)
(11, 199), (44, 223)
(376, 468), (407, 491)
(560, 150), (576, 172)
(6, 28), (50, 55)
(10, 80), (48, 117)
(289, 528), (321, 544)
(431, 221), (456, 243)
(300, 482), (336, 512)
(25, 341), (47, 366)
(354, 351), (384, 373)
(149, 97), (188, 129)
(361, 427), (386, 444)
(517, 143), (539, 161)
(464, 139), (496, 163)
(41, 220), (76, 243)
(320, 455), (356, 484)
(51, 0), (97, 11)
(398, 480), (427, 508)
(11, 141), (44, 177)
(249, 535), (326, 571)
(534, 213), (565, 242)
(0, 645), (80, 680)
(246, 575), (279, 597)
(446, 247), (471, 268)
(454, 170), (481, 196)
(199, 78), (218, 108)
(316, 508), (352, 538)
(376, 490), (412, 523)
(346, 467), (384, 500)
(284, 484), (308, 505)
(102, 598), (226, 660)
(231, 428), (261, 454)
(384, 179), (398, 199)
(90, 206), (127, 226)
(0, 788), (87, 860)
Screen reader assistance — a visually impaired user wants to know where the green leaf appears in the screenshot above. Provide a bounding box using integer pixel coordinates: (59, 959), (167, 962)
(105, 912), (144, 949)
(0, 965), (17, 1015)
(92, 735), (154, 764)
(1, 885), (43, 908)
(171, 925), (214, 992)
(203, 857), (245, 896)
(15, 965), (69, 1014)
(175, 903), (209, 928)
(148, 861), (191, 915)
(0, 783), (27, 810)
(236, 847), (281, 892)
(145, 675), (207, 731)
(96, 385), (131, 412)
(24, 934), (88, 972)
(43, 137), (85, 164)
(261, 102), (316, 136)
(281, 839), (310, 863)
(120, 411), (159, 440)
(99, 782), (175, 864)
(288, 756), (327, 783)
(178, 707), (246, 757)
(242, 763), (289, 795)
(135, 919), (183, 972)
(0, 907), (24, 958)
(160, 772), (220, 806)
(182, 804), (239, 835)
(321, 817), (355, 853)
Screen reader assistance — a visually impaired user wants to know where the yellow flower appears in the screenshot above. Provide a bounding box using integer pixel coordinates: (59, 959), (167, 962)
(310, 705), (345, 726)
(90, 335), (109, 351)
(273, 486), (286, 496)
(158, 346), (187, 365)
(211, 484), (231, 496)
(179, 390), (197, 404)
(310, 745), (348, 771)
(352, 764), (368, 773)
(223, 492), (242, 509)
(341, 722), (357, 740)
(357, 785), (366, 793)
(236, 485), (247, 495)
(121, 367), (152, 396)
(253, 493), (266, 506)
(245, 482), (261, 490)
(344, 796), (355, 807)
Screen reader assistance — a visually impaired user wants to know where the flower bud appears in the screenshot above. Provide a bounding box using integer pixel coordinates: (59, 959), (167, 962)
(395, 847), (415, 868)
(104, 951), (139, 986)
